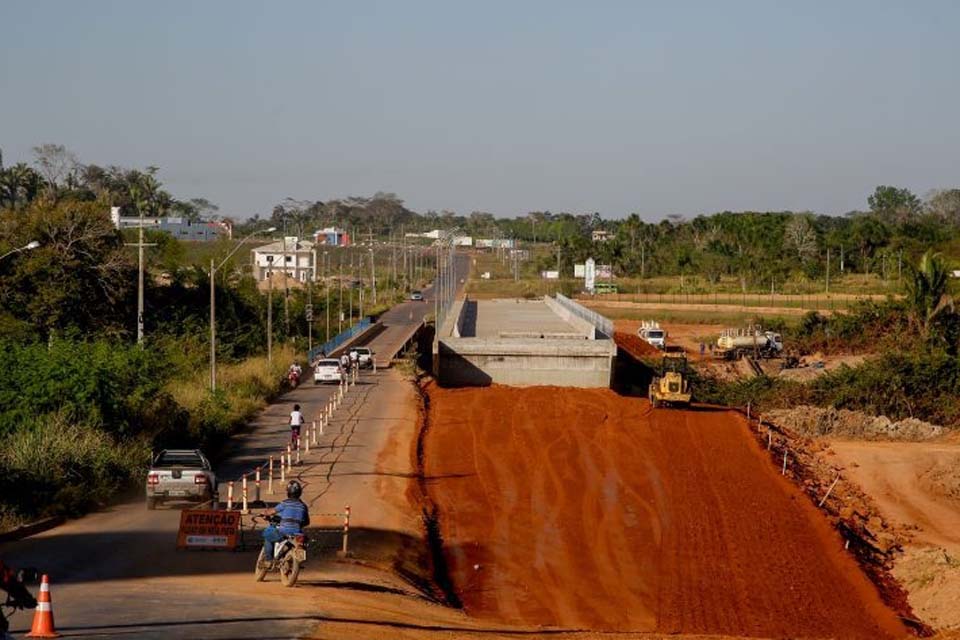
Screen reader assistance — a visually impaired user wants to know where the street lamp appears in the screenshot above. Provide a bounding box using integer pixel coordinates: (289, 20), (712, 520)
(210, 226), (276, 391)
(0, 240), (41, 262)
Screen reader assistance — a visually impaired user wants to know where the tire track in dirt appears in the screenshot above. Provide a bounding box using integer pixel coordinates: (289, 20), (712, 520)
(422, 385), (911, 638)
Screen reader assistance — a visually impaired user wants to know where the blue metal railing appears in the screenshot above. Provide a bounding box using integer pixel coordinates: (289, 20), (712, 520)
(308, 317), (372, 362)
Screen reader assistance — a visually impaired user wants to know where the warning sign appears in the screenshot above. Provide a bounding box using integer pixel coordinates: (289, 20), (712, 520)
(176, 510), (241, 550)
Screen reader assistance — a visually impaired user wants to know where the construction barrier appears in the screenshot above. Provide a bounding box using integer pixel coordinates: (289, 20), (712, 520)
(180, 366), (367, 556)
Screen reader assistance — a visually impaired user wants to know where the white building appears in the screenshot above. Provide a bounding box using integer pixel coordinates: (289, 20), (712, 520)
(251, 237), (317, 284)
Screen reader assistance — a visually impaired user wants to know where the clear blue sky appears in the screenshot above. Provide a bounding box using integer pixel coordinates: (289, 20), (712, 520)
(1, 1), (958, 220)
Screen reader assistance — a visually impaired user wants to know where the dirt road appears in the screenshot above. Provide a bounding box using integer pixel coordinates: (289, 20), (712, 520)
(831, 440), (960, 629)
(422, 385), (910, 639)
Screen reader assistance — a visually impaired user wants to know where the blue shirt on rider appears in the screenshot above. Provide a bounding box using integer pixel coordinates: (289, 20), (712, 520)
(275, 498), (310, 535)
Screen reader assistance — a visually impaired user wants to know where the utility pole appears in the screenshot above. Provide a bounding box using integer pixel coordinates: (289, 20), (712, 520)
(307, 280), (313, 353)
(324, 252), (330, 342)
(137, 211), (145, 346)
(371, 247), (377, 306)
(125, 210), (156, 348)
(359, 253), (365, 320)
(338, 251), (343, 333)
(282, 230), (290, 335)
(209, 259), (216, 388)
(267, 262), (273, 365)
(348, 250), (354, 324)
(826, 247), (831, 294)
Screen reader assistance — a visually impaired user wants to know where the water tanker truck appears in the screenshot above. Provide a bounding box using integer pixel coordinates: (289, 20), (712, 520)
(714, 330), (783, 360)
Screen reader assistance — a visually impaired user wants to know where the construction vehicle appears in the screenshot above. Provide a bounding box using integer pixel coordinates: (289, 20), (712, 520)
(648, 348), (692, 408)
(714, 328), (783, 360)
(638, 320), (667, 350)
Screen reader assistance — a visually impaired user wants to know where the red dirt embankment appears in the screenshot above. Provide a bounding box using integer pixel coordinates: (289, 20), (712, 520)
(614, 330), (659, 359)
(422, 384), (910, 639)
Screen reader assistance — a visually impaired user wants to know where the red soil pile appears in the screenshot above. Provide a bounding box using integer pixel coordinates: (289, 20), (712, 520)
(422, 384), (910, 638)
(615, 330), (659, 359)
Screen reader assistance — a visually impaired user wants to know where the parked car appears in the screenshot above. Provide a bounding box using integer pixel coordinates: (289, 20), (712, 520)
(350, 347), (375, 369)
(314, 358), (345, 384)
(146, 449), (217, 510)
(409, 290), (424, 301)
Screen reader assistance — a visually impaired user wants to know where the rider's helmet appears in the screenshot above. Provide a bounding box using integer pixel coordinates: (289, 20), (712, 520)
(286, 480), (303, 499)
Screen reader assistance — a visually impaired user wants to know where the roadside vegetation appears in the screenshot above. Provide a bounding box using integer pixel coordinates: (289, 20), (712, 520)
(0, 145), (426, 530)
(694, 251), (960, 429)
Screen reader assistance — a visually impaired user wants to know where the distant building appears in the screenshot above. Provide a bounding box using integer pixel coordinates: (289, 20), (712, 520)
(404, 230), (473, 246)
(109, 206), (228, 241)
(592, 229), (611, 242)
(251, 237), (317, 284)
(313, 227), (350, 247)
(476, 238), (515, 249)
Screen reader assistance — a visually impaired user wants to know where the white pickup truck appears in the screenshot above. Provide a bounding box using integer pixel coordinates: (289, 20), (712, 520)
(349, 347), (375, 369)
(146, 449), (217, 510)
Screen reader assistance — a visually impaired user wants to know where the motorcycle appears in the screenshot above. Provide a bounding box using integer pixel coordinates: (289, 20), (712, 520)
(287, 369), (300, 388)
(252, 514), (307, 587)
(1, 567), (38, 640)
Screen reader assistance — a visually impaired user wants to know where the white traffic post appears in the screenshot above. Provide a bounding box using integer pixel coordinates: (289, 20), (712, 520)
(310, 420), (317, 446)
(268, 456), (275, 494)
(254, 467), (262, 504)
(280, 451), (286, 483)
(296, 438), (301, 465)
(226, 481), (234, 511)
(241, 474), (249, 513)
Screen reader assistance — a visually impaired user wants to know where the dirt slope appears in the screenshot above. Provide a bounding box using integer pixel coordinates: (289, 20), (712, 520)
(831, 440), (960, 629)
(423, 384), (910, 639)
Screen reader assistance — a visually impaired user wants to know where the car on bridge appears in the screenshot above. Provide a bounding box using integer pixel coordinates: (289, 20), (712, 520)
(314, 358), (345, 384)
(146, 449), (217, 510)
(350, 346), (375, 369)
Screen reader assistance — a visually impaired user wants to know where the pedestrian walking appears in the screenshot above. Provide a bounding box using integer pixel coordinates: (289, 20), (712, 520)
(700, 342), (706, 358)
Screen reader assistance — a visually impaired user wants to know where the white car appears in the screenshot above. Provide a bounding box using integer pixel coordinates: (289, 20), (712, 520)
(313, 359), (345, 384)
(350, 347), (374, 369)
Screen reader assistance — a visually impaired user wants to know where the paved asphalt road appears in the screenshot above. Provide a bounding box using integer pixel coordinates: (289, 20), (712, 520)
(1, 251), (471, 640)
(364, 252), (471, 367)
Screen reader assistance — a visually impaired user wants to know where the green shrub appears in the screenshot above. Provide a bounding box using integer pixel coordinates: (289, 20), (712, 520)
(0, 415), (150, 520)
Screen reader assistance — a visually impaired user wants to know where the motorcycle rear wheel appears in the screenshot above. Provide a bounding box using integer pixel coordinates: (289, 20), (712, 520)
(279, 555), (301, 587)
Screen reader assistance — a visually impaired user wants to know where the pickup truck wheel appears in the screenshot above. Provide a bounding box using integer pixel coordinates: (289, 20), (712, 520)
(146, 497), (158, 510)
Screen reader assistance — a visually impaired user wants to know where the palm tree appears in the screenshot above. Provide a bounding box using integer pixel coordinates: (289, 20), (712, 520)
(905, 250), (953, 338)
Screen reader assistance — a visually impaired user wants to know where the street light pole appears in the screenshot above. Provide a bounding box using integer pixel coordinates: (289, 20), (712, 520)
(324, 251), (330, 342)
(210, 226), (275, 391)
(0, 240), (40, 262)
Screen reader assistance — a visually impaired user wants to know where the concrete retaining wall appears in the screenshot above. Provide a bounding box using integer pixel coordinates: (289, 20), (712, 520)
(544, 295), (597, 339)
(555, 293), (614, 338)
(438, 338), (615, 387)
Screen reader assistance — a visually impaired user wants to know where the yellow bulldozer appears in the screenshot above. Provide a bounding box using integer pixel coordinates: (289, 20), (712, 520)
(648, 349), (691, 408)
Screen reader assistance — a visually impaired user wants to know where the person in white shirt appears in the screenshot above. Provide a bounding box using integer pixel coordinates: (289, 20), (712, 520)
(289, 404), (305, 447)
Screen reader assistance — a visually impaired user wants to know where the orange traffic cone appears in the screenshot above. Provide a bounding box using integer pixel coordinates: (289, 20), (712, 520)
(26, 574), (60, 638)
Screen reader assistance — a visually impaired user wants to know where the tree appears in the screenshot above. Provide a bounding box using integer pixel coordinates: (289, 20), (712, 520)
(868, 185), (921, 223)
(904, 250), (952, 339)
(927, 189), (960, 226)
(784, 215), (818, 263)
(32, 144), (79, 196)
(0, 200), (134, 337)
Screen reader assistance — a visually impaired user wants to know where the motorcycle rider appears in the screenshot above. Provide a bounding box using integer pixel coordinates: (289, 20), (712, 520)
(260, 480), (311, 565)
(287, 362), (302, 385)
(0, 558), (37, 636)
